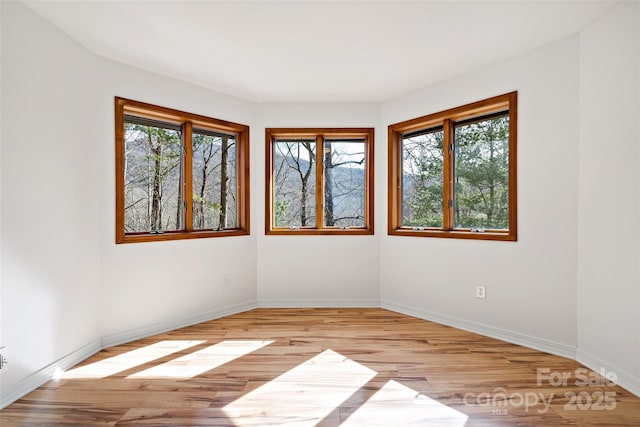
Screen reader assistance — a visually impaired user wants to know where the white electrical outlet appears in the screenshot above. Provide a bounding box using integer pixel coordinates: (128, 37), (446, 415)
(476, 286), (486, 300)
(0, 346), (8, 374)
(222, 274), (231, 288)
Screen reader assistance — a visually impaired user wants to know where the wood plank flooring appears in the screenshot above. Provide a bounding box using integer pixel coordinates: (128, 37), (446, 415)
(1, 308), (639, 426)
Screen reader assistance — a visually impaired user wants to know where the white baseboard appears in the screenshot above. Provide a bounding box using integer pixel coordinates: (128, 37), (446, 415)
(384, 300), (639, 397)
(0, 339), (101, 410)
(4, 299), (637, 410)
(576, 348), (640, 397)
(101, 300), (258, 348)
(0, 300), (257, 410)
(258, 298), (380, 308)
(381, 299), (576, 359)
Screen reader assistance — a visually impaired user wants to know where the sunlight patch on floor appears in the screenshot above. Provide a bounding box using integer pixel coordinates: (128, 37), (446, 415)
(341, 379), (469, 426)
(127, 340), (274, 379)
(63, 340), (205, 379)
(222, 349), (376, 425)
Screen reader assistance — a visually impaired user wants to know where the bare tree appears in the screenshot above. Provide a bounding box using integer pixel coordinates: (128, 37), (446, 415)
(195, 138), (218, 228)
(218, 137), (230, 229)
(323, 143), (365, 226)
(276, 141), (315, 226)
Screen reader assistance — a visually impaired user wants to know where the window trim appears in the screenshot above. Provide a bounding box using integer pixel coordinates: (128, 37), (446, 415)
(265, 128), (374, 235)
(388, 91), (517, 241)
(115, 97), (250, 244)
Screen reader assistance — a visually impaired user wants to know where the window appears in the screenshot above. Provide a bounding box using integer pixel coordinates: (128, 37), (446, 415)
(265, 128), (374, 235)
(388, 92), (517, 241)
(115, 97), (250, 243)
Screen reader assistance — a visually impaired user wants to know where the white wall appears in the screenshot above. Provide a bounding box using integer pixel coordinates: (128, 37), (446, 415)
(1, 0), (101, 404)
(379, 36), (581, 356)
(0, 0), (4, 359)
(95, 60), (258, 344)
(2, 0), (639, 409)
(255, 104), (381, 306)
(577, 1), (640, 395)
(0, 1), (259, 406)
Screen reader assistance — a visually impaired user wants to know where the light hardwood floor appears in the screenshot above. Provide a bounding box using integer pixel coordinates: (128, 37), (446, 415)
(1, 308), (639, 426)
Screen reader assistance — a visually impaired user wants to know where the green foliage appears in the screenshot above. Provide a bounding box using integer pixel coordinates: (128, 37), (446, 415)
(454, 116), (509, 229)
(401, 115), (509, 230)
(123, 123), (182, 232)
(402, 129), (444, 228)
(274, 198), (291, 227)
(192, 193), (221, 212)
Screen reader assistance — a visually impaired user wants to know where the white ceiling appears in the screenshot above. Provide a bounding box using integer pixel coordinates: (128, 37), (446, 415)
(24, 1), (615, 103)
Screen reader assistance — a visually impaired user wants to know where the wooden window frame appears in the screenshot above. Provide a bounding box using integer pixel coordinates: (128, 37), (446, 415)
(265, 128), (374, 236)
(388, 91), (517, 241)
(115, 97), (250, 244)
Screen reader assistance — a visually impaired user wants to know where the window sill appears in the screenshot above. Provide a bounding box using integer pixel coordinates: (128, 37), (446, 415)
(116, 229), (250, 244)
(266, 228), (373, 236)
(388, 228), (516, 241)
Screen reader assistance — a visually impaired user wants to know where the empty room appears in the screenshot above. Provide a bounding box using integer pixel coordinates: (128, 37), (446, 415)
(1, 0), (639, 425)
